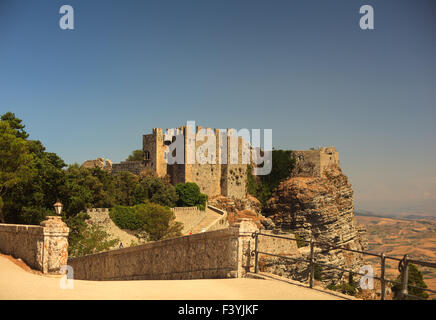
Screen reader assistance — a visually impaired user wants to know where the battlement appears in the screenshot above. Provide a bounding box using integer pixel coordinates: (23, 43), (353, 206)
(141, 125), (251, 199)
(292, 146), (340, 178)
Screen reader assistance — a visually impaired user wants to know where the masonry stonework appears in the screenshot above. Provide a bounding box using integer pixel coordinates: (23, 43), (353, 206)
(291, 146), (339, 178)
(0, 216), (69, 274)
(68, 226), (242, 280)
(141, 125), (250, 199)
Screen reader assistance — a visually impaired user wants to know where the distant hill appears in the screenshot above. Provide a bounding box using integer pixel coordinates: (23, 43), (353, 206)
(355, 209), (436, 221)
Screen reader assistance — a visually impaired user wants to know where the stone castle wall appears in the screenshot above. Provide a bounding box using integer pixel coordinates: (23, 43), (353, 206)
(67, 219), (300, 281)
(171, 206), (207, 234)
(142, 126), (249, 199)
(68, 226), (241, 281)
(292, 146), (339, 178)
(111, 161), (146, 175)
(0, 216), (69, 274)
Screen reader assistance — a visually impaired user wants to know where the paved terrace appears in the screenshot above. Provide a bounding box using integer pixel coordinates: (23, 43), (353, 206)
(0, 255), (352, 300)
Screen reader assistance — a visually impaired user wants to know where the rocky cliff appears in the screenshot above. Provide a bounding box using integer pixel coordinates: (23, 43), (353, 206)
(263, 166), (367, 284)
(208, 195), (274, 229)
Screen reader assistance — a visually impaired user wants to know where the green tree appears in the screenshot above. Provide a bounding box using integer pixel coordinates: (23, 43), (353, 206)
(314, 264), (323, 281)
(135, 202), (182, 241)
(0, 121), (34, 222)
(1, 112), (29, 139)
(392, 264), (429, 300)
(135, 175), (178, 207)
(109, 205), (142, 230)
(66, 212), (119, 257)
(126, 149), (143, 161)
(112, 171), (140, 206)
(175, 182), (207, 210)
(110, 202), (183, 241)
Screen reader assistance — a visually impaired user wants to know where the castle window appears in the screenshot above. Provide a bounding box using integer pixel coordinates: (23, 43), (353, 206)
(299, 155), (304, 161)
(144, 150), (150, 161)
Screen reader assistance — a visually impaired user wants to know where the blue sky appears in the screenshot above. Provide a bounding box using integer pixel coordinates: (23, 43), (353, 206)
(1, 0), (435, 215)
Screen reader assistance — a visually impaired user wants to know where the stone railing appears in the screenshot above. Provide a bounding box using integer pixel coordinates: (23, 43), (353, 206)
(204, 205), (229, 232)
(170, 206), (200, 212)
(68, 219), (260, 281)
(0, 216), (69, 274)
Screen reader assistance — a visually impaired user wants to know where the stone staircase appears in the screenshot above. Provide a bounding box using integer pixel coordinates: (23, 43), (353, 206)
(189, 209), (223, 234)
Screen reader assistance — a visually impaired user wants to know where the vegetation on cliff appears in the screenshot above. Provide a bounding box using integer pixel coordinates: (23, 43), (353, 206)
(247, 149), (295, 207)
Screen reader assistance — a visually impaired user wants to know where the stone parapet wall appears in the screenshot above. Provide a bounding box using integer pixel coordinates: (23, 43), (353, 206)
(68, 220), (262, 281)
(203, 205), (229, 232)
(112, 161), (146, 175)
(171, 207), (207, 234)
(258, 231), (300, 257)
(68, 227), (240, 280)
(0, 216), (69, 274)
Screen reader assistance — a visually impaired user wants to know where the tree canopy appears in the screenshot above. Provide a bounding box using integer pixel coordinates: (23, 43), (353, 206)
(0, 112), (210, 256)
(175, 182), (208, 210)
(126, 149), (143, 161)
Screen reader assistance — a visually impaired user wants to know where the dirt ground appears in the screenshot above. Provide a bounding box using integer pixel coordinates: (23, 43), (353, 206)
(0, 254), (344, 300)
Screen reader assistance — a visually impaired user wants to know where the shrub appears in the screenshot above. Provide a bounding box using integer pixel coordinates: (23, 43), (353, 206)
(109, 205), (142, 230)
(392, 264), (429, 300)
(295, 234), (308, 248)
(314, 264), (323, 281)
(109, 202), (183, 241)
(66, 212), (119, 257)
(175, 182), (208, 210)
(135, 175), (178, 207)
(327, 282), (357, 296)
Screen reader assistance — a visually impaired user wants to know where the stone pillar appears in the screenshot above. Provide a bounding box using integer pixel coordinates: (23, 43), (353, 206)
(40, 216), (69, 274)
(234, 218), (258, 277)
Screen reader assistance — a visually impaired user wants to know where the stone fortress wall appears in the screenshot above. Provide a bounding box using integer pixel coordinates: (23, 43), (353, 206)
(142, 125), (249, 199)
(81, 126), (341, 202)
(111, 161), (146, 175)
(291, 146), (339, 178)
(0, 216), (69, 274)
(67, 219), (299, 281)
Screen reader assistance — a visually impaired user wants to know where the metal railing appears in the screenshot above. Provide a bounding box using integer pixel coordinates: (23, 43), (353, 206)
(251, 231), (436, 300)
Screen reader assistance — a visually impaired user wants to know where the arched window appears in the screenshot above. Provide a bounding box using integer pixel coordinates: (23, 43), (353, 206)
(144, 150), (150, 161)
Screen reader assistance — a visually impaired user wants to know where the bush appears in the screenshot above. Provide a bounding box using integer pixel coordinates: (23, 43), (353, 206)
(314, 264), (323, 281)
(66, 212), (119, 257)
(109, 205), (142, 230)
(135, 175), (178, 207)
(109, 202), (183, 241)
(326, 273), (358, 296)
(175, 182), (208, 210)
(392, 264), (429, 300)
(327, 282), (357, 296)
(295, 234), (307, 248)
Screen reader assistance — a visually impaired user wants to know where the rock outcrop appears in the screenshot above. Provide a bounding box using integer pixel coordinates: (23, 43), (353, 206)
(208, 195), (273, 229)
(263, 166), (367, 284)
(81, 158), (113, 172)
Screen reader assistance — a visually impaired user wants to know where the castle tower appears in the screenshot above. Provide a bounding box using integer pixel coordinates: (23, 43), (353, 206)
(142, 128), (167, 177)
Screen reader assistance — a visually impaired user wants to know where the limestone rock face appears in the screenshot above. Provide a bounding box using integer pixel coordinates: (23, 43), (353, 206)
(264, 167), (367, 283)
(208, 195), (268, 229)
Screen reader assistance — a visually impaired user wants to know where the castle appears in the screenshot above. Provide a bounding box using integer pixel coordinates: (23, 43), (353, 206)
(82, 125), (340, 200)
(112, 125), (251, 199)
(291, 146), (340, 178)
